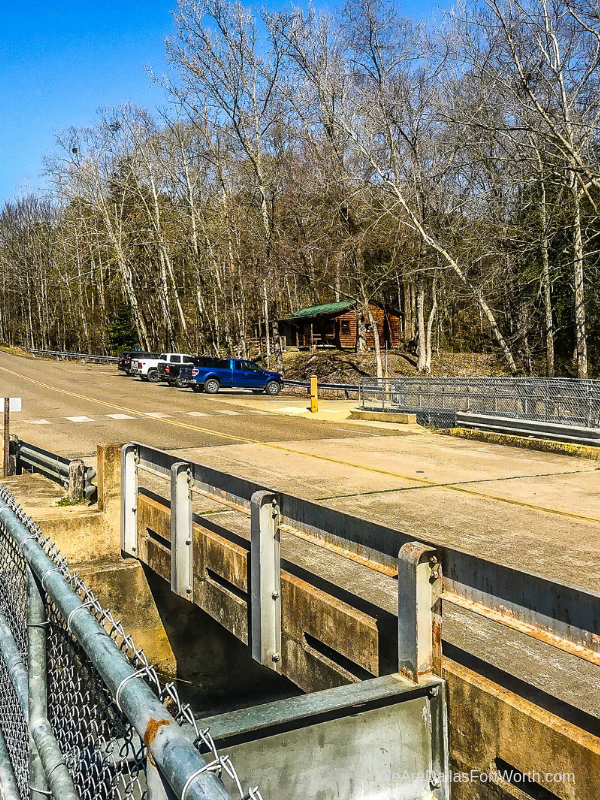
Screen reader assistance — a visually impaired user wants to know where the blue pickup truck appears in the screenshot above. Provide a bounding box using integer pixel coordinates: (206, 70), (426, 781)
(180, 358), (283, 395)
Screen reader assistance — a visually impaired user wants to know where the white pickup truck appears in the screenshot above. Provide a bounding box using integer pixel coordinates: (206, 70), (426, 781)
(130, 352), (192, 383)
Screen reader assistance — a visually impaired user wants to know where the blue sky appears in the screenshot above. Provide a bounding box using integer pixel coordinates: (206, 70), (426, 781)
(0, 0), (447, 205)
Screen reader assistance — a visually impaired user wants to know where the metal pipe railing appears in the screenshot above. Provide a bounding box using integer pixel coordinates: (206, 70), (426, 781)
(14, 440), (96, 502)
(30, 350), (118, 363)
(0, 610), (78, 800)
(127, 440), (600, 668)
(0, 496), (232, 800)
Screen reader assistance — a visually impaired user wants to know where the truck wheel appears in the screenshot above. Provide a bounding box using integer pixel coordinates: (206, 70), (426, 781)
(191, 384), (203, 393)
(176, 376), (188, 388)
(204, 378), (220, 394)
(265, 381), (281, 395)
(147, 369), (160, 383)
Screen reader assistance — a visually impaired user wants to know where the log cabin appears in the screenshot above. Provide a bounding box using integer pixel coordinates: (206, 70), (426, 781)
(279, 301), (402, 350)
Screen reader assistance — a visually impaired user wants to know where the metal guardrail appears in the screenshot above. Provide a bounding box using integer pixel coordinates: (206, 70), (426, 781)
(359, 376), (600, 429)
(12, 440), (96, 502)
(283, 378), (359, 396)
(30, 349), (118, 363)
(456, 412), (600, 446)
(123, 443), (445, 683)
(124, 441), (600, 692)
(0, 485), (264, 800)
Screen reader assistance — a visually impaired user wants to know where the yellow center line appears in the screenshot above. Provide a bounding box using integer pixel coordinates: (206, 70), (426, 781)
(3, 363), (600, 527)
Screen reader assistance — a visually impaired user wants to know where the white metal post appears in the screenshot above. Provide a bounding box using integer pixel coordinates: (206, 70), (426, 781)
(120, 444), (138, 556)
(171, 462), (193, 599)
(398, 541), (442, 683)
(251, 490), (281, 671)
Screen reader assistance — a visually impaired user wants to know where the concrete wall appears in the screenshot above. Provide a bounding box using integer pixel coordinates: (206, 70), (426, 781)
(444, 658), (600, 800)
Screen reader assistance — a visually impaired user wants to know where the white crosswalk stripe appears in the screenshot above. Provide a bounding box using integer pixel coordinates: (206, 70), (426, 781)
(21, 407), (272, 425)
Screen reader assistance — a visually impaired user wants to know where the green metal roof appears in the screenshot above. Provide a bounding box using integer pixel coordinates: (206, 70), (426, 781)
(282, 301), (355, 322)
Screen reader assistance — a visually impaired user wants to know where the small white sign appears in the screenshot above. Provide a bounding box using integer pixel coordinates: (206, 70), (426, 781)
(1, 398), (22, 413)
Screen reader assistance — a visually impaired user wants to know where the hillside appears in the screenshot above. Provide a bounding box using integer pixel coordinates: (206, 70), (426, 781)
(258, 349), (509, 383)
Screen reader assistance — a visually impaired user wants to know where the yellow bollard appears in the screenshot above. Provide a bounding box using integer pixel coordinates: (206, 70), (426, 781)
(310, 374), (318, 413)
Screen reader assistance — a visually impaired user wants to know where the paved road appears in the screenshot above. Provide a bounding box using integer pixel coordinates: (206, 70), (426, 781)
(2, 350), (599, 591)
(4, 350), (600, 710)
(0, 352), (400, 457)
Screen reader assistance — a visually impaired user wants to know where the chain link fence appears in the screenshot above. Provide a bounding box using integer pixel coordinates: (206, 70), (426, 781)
(359, 376), (600, 428)
(0, 485), (264, 800)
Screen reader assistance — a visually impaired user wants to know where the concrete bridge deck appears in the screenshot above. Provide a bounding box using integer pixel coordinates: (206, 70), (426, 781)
(2, 350), (600, 798)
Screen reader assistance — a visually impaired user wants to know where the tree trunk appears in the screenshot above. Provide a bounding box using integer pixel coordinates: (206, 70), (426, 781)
(356, 309), (367, 352)
(364, 301), (383, 378)
(540, 181), (555, 377)
(571, 178), (587, 378)
(425, 279), (438, 374)
(263, 280), (271, 365)
(403, 281), (414, 340)
(416, 283), (427, 373)
(272, 315), (284, 373)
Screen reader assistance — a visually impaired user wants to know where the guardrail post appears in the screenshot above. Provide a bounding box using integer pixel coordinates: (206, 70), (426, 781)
(121, 444), (138, 557)
(68, 458), (85, 503)
(27, 566), (49, 799)
(398, 541), (442, 683)
(251, 490), (281, 671)
(8, 436), (17, 477)
(171, 462), (193, 599)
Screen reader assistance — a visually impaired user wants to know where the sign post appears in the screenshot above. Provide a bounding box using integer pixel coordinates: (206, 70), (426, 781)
(1, 398), (21, 477)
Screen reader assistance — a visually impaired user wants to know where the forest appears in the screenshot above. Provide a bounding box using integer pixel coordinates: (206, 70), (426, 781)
(1, 0), (600, 377)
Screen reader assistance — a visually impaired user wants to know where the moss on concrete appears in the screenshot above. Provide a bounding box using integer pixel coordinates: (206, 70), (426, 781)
(439, 427), (600, 460)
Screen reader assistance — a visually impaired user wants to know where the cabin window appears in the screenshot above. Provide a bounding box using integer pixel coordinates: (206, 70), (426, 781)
(341, 320), (350, 335)
(234, 361), (245, 371)
(326, 320), (335, 335)
(171, 355), (181, 363)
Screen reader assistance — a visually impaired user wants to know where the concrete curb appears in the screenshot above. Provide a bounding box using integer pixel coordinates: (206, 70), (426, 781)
(349, 410), (417, 424)
(439, 426), (600, 460)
